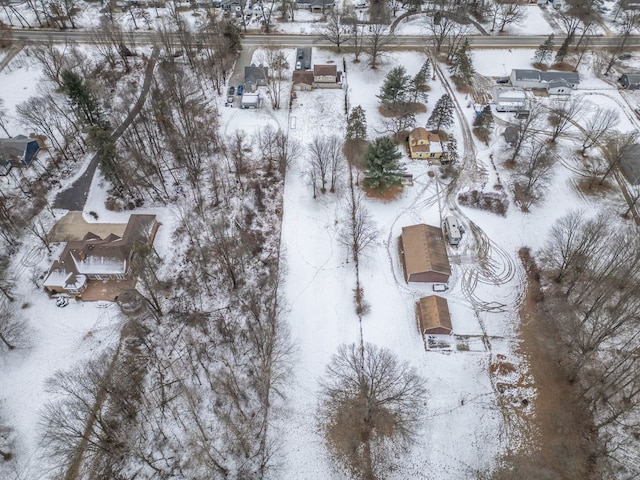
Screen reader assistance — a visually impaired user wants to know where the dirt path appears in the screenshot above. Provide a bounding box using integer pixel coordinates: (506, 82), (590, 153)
(498, 250), (595, 479)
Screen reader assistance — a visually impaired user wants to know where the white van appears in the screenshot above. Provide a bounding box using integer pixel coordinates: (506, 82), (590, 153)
(443, 216), (462, 246)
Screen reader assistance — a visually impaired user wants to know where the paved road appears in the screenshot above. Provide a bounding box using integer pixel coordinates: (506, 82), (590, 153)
(7, 28), (640, 49)
(54, 46), (160, 211)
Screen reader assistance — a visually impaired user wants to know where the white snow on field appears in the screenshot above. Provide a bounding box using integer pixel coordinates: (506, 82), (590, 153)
(0, 51), (44, 136)
(0, 7), (638, 473)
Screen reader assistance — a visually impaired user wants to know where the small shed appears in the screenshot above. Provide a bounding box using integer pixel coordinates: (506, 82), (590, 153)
(619, 73), (640, 90)
(241, 93), (261, 109)
(400, 224), (451, 283)
(504, 126), (520, 146)
(417, 295), (452, 335)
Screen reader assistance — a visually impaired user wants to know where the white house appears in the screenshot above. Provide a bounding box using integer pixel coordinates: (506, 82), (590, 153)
(510, 69), (580, 93)
(491, 87), (528, 112)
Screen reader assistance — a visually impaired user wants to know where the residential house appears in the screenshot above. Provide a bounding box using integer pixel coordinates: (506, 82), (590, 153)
(43, 215), (160, 297)
(244, 65), (269, 92)
(0, 135), (41, 172)
(619, 73), (640, 90)
(295, 0), (334, 13)
(417, 295), (453, 335)
(293, 70), (314, 91)
(313, 64), (342, 88)
(491, 87), (528, 112)
(408, 127), (447, 163)
(510, 69), (580, 92)
(399, 224), (451, 283)
(619, 144), (640, 185)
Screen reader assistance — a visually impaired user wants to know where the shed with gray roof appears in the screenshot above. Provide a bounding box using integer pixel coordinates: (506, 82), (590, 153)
(619, 144), (640, 185)
(619, 73), (640, 90)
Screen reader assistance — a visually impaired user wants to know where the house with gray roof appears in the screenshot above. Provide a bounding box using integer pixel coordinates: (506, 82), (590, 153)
(492, 87), (528, 112)
(510, 69), (580, 92)
(0, 135), (41, 172)
(619, 73), (640, 90)
(296, 0), (334, 12)
(244, 65), (269, 92)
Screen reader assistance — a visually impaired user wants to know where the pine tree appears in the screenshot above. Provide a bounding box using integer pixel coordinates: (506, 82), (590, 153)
(363, 137), (404, 192)
(534, 34), (555, 65)
(346, 105), (368, 141)
(449, 39), (474, 82)
(409, 60), (430, 103)
(554, 36), (570, 65)
(61, 70), (103, 127)
(378, 66), (410, 108)
(427, 94), (454, 132)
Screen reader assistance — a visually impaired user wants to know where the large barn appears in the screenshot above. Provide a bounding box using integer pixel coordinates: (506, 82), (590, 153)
(417, 295), (453, 335)
(399, 224), (451, 283)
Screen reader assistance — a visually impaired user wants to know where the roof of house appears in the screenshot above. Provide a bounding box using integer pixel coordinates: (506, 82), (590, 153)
(620, 73), (640, 83)
(244, 65), (268, 84)
(293, 70), (314, 85)
(492, 86), (526, 101)
(401, 224), (451, 277)
(44, 214), (158, 286)
(620, 144), (640, 185)
(409, 128), (443, 154)
(296, 0), (335, 6)
(512, 69), (580, 85)
(0, 135), (41, 167)
(313, 64), (337, 77)
(418, 295), (452, 333)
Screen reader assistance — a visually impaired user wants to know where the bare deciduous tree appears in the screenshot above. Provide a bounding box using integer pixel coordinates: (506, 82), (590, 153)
(580, 108), (619, 156)
(318, 11), (352, 52)
(514, 141), (555, 210)
(365, 23), (394, 69)
(319, 343), (426, 480)
(548, 97), (585, 142)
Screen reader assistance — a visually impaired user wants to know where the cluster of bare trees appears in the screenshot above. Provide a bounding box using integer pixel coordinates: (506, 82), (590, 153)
(537, 210), (640, 478)
(304, 135), (346, 197)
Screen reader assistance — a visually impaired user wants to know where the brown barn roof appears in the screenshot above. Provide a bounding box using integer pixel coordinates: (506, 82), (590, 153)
(418, 295), (452, 333)
(401, 224), (451, 277)
(313, 64), (337, 76)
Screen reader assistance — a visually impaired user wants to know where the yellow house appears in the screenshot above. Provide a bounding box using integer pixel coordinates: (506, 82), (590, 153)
(409, 127), (445, 161)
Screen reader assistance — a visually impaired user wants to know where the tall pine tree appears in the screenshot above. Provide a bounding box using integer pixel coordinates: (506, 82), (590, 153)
(363, 137), (404, 192)
(378, 66), (410, 108)
(449, 39), (474, 83)
(427, 94), (454, 132)
(61, 70), (103, 127)
(346, 105), (368, 141)
(533, 34), (555, 65)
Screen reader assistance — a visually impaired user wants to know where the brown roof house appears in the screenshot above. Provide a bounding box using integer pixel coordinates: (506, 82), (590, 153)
(43, 214), (160, 297)
(399, 224), (451, 283)
(313, 64), (342, 88)
(417, 295), (453, 335)
(293, 70), (314, 91)
(408, 127), (447, 164)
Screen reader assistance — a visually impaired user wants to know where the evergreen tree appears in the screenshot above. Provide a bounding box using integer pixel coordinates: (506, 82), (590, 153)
(449, 39), (474, 83)
(61, 69), (103, 127)
(363, 137), (404, 191)
(554, 36), (570, 65)
(533, 34), (555, 65)
(409, 60), (430, 103)
(346, 105), (368, 141)
(427, 94), (454, 132)
(378, 66), (410, 108)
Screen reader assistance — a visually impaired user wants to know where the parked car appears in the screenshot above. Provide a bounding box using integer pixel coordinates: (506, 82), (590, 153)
(226, 95), (235, 105)
(432, 284), (449, 293)
(237, 85), (244, 96)
(228, 86), (235, 95)
(496, 77), (509, 84)
(296, 61), (301, 70)
(619, 53), (632, 60)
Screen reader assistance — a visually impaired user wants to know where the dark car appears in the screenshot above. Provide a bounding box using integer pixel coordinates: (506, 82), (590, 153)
(496, 77), (509, 84)
(228, 86), (235, 95)
(237, 85), (244, 96)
